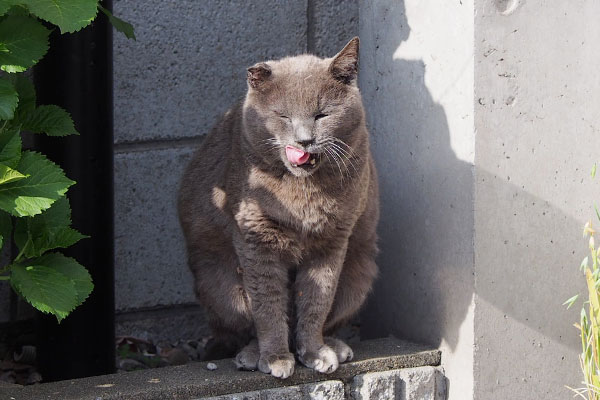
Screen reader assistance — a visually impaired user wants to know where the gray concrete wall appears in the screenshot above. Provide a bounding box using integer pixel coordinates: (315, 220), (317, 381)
(360, 0), (597, 399)
(473, 1), (596, 398)
(359, 1), (475, 399)
(112, 0), (358, 337)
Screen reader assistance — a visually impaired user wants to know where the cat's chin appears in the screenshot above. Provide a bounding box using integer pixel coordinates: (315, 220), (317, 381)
(286, 163), (319, 177)
(283, 153), (322, 177)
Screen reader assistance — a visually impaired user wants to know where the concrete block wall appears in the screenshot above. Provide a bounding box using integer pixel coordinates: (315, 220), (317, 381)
(112, 0), (358, 339)
(203, 367), (445, 400)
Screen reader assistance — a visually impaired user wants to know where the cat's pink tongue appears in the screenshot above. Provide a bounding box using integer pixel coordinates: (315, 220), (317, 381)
(285, 145), (310, 165)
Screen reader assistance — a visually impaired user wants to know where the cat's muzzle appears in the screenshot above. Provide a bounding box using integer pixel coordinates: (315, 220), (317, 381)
(291, 152), (321, 170)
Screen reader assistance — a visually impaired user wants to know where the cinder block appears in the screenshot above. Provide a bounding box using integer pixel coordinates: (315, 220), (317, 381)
(305, 380), (345, 400)
(113, 0), (308, 143)
(203, 380), (344, 400)
(351, 366), (446, 400)
(114, 146), (197, 311)
(351, 370), (397, 400)
(311, 0), (359, 57)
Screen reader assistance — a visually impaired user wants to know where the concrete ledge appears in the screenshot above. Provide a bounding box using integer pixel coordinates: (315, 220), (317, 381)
(3, 338), (440, 400)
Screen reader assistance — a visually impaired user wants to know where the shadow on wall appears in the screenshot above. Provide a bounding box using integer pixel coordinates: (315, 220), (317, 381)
(359, 0), (582, 359)
(360, 0), (474, 353)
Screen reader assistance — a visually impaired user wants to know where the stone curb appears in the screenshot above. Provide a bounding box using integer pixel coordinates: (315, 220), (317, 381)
(3, 338), (440, 400)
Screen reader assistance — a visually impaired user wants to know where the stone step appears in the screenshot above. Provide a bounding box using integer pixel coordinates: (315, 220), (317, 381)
(3, 337), (443, 400)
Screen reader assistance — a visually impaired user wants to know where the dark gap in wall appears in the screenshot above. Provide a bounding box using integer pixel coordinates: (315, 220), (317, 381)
(306, 0), (316, 53)
(114, 136), (205, 154)
(115, 302), (203, 322)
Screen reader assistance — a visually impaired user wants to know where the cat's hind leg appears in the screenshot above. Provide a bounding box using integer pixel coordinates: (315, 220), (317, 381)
(322, 236), (377, 365)
(324, 240), (377, 334)
(234, 338), (260, 370)
(188, 249), (254, 361)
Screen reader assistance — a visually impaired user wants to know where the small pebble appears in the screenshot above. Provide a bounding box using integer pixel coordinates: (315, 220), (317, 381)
(206, 362), (217, 371)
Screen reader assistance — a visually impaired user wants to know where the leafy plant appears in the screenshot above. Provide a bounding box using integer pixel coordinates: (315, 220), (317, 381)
(565, 162), (600, 399)
(0, 1), (134, 322)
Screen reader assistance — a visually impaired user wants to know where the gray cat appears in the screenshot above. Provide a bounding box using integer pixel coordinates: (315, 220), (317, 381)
(178, 37), (379, 379)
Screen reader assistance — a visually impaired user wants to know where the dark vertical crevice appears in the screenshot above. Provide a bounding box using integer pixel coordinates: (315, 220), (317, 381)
(307, 0), (316, 53)
(32, 1), (115, 381)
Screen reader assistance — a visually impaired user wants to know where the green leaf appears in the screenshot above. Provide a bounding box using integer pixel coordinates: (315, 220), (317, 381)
(0, 163), (26, 184)
(592, 163), (597, 179)
(0, 209), (10, 252)
(23, 105), (78, 136)
(0, 151), (74, 217)
(0, 125), (21, 168)
(14, 196), (87, 258)
(10, 262), (78, 322)
(0, 2), (11, 16)
(33, 252), (92, 305)
(0, 1), (19, 17)
(0, 77), (18, 120)
(10, 74), (35, 123)
(23, 0), (98, 34)
(98, 5), (135, 40)
(564, 294), (580, 310)
(0, 15), (50, 73)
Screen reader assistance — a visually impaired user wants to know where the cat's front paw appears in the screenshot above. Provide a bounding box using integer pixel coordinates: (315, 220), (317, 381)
(258, 352), (295, 379)
(297, 344), (339, 374)
(324, 337), (354, 363)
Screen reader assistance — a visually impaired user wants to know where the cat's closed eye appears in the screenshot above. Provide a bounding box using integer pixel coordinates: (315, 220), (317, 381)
(273, 111), (291, 121)
(314, 113), (328, 120)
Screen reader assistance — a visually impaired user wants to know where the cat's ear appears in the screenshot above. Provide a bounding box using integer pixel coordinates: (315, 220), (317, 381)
(247, 62), (272, 89)
(329, 37), (359, 84)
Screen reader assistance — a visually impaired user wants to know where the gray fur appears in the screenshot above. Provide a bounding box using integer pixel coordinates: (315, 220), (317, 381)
(178, 37), (379, 379)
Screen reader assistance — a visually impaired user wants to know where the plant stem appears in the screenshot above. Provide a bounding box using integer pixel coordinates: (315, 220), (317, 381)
(14, 245), (26, 263)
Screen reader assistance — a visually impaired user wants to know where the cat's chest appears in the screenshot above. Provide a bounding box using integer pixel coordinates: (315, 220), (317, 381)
(248, 169), (339, 233)
(279, 183), (337, 233)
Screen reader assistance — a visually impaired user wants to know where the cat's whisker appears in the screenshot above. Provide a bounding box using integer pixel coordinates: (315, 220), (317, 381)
(331, 149), (350, 183)
(329, 142), (359, 177)
(333, 139), (361, 164)
(330, 146), (353, 181)
(258, 137), (280, 145)
(325, 147), (345, 183)
(331, 138), (363, 177)
(256, 137), (282, 152)
(321, 138), (348, 178)
(326, 142), (352, 175)
(332, 137), (363, 162)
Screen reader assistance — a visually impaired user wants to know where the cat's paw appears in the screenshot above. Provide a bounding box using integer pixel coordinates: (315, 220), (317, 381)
(298, 344), (339, 374)
(258, 352), (295, 379)
(324, 337), (354, 363)
(234, 339), (260, 371)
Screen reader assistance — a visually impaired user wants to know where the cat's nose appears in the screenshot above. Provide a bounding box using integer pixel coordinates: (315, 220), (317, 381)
(296, 139), (315, 148)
